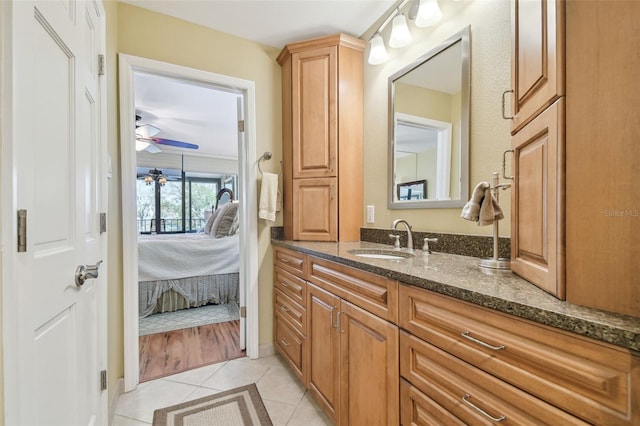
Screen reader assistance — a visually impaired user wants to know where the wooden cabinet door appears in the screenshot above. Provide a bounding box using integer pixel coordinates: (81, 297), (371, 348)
(511, 0), (564, 133)
(293, 177), (337, 241)
(511, 99), (565, 298)
(292, 46), (337, 179)
(307, 283), (340, 422)
(565, 0), (640, 318)
(339, 300), (399, 426)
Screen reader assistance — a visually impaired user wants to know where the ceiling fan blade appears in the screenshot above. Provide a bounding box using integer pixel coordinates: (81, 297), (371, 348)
(145, 144), (162, 153)
(150, 138), (199, 150)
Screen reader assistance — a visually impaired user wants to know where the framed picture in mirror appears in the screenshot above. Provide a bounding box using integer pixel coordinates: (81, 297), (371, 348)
(397, 180), (427, 201)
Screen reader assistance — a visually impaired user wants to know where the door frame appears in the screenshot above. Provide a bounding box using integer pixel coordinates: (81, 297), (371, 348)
(1, 0), (109, 422)
(118, 54), (259, 392)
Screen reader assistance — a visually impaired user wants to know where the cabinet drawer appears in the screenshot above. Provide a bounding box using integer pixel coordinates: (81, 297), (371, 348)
(308, 256), (398, 323)
(400, 285), (640, 425)
(275, 314), (306, 383)
(401, 379), (469, 426)
(275, 288), (306, 334)
(274, 246), (306, 276)
(400, 331), (589, 425)
(274, 266), (306, 306)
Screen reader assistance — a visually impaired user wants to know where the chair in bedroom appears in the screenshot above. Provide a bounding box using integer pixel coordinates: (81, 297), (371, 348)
(215, 188), (234, 211)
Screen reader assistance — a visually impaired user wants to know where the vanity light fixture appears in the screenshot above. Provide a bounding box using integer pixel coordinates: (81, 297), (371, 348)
(368, 33), (389, 65)
(415, 0), (442, 28)
(389, 12), (412, 48)
(367, 0), (443, 65)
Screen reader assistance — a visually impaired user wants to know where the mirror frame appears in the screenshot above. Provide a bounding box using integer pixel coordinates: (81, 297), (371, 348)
(388, 26), (471, 209)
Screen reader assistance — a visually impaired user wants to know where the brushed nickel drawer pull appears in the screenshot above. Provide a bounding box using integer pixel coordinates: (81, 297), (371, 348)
(501, 89), (514, 120)
(280, 281), (289, 287)
(279, 304), (290, 313)
(281, 258), (290, 263)
(461, 330), (505, 351)
(280, 338), (290, 347)
(462, 393), (506, 422)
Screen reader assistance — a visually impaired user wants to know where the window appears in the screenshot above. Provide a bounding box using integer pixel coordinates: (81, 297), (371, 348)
(136, 169), (235, 234)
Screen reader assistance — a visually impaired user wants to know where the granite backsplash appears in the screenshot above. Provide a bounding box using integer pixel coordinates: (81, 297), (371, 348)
(269, 226), (510, 259)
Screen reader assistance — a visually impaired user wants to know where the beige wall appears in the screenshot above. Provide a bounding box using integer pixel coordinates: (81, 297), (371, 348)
(106, 2), (283, 407)
(363, 0), (512, 236)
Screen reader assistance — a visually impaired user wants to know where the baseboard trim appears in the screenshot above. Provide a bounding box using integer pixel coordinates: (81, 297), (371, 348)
(109, 378), (124, 425)
(259, 342), (274, 358)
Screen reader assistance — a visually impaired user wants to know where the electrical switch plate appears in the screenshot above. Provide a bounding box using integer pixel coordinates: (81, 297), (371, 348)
(366, 205), (375, 223)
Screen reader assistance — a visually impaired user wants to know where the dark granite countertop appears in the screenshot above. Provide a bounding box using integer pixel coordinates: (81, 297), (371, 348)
(272, 239), (640, 353)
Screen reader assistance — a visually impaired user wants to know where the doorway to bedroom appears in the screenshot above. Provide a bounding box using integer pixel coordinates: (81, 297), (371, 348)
(120, 54), (260, 391)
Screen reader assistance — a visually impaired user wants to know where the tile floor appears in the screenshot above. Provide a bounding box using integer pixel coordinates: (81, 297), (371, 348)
(112, 354), (333, 426)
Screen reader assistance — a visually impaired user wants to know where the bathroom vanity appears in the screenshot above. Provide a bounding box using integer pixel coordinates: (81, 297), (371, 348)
(272, 240), (640, 425)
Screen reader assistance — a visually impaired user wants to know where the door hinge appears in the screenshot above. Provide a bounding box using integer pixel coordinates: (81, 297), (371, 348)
(17, 209), (27, 252)
(99, 212), (107, 234)
(237, 120), (245, 132)
(98, 54), (105, 76)
(100, 370), (107, 391)
(240, 306), (246, 318)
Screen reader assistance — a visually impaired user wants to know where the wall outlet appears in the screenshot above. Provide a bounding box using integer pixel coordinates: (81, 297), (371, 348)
(366, 205), (375, 224)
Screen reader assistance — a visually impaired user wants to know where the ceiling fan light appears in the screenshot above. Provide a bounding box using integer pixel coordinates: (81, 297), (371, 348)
(144, 175), (153, 185)
(368, 33), (388, 65)
(415, 0), (442, 28)
(136, 124), (160, 138)
(158, 175), (167, 185)
(389, 14), (412, 48)
(136, 140), (150, 151)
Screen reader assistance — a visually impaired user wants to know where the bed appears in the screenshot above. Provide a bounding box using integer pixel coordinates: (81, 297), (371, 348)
(138, 200), (240, 318)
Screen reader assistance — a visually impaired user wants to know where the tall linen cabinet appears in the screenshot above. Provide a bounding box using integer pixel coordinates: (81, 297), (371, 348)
(277, 34), (365, 242)
(510, 0), (639, 317)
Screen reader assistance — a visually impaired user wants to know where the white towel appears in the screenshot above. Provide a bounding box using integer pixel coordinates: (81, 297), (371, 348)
(258, 172), (280, 222)
(461, 182), (489, 221)
(478, 187), (504, 226)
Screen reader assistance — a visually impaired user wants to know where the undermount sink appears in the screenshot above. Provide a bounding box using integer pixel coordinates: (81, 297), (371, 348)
(348, 248), (414, 260)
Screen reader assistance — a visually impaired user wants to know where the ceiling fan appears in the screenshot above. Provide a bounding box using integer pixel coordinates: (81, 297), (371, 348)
(135, 114), (199, 153)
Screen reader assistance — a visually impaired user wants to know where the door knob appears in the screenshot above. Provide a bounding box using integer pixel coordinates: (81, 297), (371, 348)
(75, 260), (103, 287)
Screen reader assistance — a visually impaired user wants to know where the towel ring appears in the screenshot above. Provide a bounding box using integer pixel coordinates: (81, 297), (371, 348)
(258, 151), (282, 175)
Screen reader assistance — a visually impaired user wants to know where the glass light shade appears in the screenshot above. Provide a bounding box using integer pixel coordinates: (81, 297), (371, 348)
(135, 140), (150, 151)
(144, 175), (153, 185)
(158, 175), (167, 186)
(136, 124), (160, 138)
(368, 33), (388, 65)
(389, 14), (412, 48)
(415, 0), (442, 28)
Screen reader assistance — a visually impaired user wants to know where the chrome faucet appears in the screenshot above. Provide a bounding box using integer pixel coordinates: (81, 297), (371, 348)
(391, 219), (414, 252)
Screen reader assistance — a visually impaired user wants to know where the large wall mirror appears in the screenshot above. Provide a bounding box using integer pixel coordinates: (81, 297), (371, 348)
(388, 26), (470, 209)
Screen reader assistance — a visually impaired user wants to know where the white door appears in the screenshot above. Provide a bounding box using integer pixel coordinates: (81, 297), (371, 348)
(6, 0), (107, 424)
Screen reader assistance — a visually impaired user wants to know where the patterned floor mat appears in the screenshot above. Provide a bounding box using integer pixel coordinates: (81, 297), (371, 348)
(139, 303), (240, 336)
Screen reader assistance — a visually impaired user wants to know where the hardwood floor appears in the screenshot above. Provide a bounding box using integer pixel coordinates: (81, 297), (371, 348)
(139, 320), (245, 382)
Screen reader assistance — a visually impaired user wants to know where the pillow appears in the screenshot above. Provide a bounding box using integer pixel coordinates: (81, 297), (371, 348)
(227, 210), (240, 236)
(214, 202), (239, 238)
(204, 209), (219, 235)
